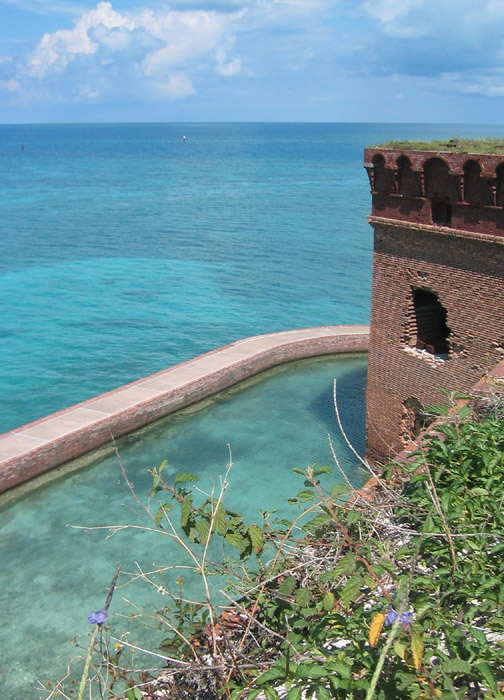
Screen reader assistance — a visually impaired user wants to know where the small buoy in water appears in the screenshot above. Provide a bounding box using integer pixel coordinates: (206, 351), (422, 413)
(183, 135), (186, 142)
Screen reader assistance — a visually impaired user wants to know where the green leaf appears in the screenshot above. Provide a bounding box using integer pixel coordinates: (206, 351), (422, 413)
(246, 691), (262, 700)
(296, 663), (328, 679)
(442, 658), (471, 674)
(285, 687), (303, 700)
(394, 641), (406, 659)
(331, 483), (350, 497)
(347, 510), (361, 524)
(457, 404), (472, 420)
(124, 689), (142, 700)
(302, 512), (331, 533)
(316, 685), (331, 700)
(278, 576), (297, 596)
(195, 518), (211, 545)
(332, 552), (356, 578)
(322, 591), (335, 611)
(213, 504), (227, 535)
(225, 530), (247, 550)
(180, 494), (193, 527)
(470, 487), (489, 497)
(174, 472), (199, 484)
(295, 489), (316, 502)
(340, 574), (362, 608)
(256, 666), (285, 685)
(426, 405), (449, 416)
(154, 502), (173, 527)
(264, 688), (280, 700)
(313, 465), (333, 476)
(411, 633), (424, 671)
(292, 467), (306, 476)
(470, 627), (487, 645)
(296, 587), (311, 607)
(477, 662), (498, 694)
(326, 659), (351, 679)
(248, 524), (263, 554)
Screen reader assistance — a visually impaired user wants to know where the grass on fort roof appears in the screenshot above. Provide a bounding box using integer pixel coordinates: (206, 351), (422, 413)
(375, 137), (504, 154)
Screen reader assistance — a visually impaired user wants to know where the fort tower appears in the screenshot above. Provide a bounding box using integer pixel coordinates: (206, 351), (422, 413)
(364, 142), (504, 463)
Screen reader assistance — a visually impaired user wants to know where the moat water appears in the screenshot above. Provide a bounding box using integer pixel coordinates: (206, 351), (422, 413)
(0, 354), (367, 698)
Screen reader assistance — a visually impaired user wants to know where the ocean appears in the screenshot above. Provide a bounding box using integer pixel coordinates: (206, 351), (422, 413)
(3, 121), (504, 434)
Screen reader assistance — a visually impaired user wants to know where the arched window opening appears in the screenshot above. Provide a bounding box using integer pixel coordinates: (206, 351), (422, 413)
(424, 157), (457, 226)
(463, 160), (482, 205)
(411, 288), (451, 355)
(496, 163), (504, 208)
(372, 154), (395, 195)
(396, 155), (421, 197)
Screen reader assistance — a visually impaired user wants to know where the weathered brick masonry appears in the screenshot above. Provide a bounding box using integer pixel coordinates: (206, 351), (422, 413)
(364, 146), (504, 463)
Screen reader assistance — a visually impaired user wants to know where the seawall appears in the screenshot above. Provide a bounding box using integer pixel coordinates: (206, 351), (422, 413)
(0, 325), (369, 495)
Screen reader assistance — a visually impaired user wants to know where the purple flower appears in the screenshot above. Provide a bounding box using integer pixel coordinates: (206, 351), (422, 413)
(385, 606), (411, 629)
(88, 610), (107, 625)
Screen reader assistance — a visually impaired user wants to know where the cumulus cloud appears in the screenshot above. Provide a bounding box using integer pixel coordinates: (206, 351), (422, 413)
(1, 0), (339, 110)
(5, 1), (247, 104)
(27, 2), (132, 78)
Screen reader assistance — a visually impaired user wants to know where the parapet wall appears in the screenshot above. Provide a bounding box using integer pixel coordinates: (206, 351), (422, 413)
(364, 147), (504, 237)
(0, 326), (369, 495)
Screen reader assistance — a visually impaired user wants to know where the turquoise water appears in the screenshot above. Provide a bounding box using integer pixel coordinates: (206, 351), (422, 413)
(0, 354), (366, 698)
(3, 122), (504, 433)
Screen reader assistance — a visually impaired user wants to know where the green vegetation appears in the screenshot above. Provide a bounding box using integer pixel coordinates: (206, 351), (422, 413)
(373, 138), (504, 154)
(48, 395), (504, 700)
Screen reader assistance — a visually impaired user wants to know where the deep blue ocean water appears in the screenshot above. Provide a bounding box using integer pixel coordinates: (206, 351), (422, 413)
(2, 122), (504, 698)
(3, 122), (504, 433)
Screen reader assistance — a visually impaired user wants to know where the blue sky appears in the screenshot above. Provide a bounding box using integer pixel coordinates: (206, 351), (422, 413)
(1, 0), (504, 123)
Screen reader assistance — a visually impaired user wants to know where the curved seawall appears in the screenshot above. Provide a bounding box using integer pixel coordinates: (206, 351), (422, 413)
(0, 325), (369, 495)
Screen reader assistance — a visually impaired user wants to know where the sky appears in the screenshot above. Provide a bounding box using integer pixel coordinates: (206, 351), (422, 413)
(1, 0), (504, 123)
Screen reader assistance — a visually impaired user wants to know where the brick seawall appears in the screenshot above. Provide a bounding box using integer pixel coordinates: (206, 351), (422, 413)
(0, 325), (369, 495)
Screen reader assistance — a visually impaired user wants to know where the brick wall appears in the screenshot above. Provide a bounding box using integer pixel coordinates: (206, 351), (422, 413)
(365, 218), (504, 463)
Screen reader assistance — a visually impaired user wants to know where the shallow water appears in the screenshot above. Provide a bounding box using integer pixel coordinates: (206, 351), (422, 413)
(0, 353), (367, 699)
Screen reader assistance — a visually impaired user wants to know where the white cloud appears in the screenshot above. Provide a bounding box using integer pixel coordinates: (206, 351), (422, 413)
(442, 71), (504, 98)
(362, 0), (419, 30)
(27, 2), (132, 77)
(0, 77), (21, 92)
(151, 72), (196, 98)
(216, 50), (242, 75)
(10, 1), (246, 103)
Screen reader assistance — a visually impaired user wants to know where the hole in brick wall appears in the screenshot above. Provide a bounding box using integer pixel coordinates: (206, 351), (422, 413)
(430, 197), (452, 226)
(405, 288), (451, 357)
(424, 157), (457, 224)
(496, 163), (504, 207)
(401, 397), (433, 442)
